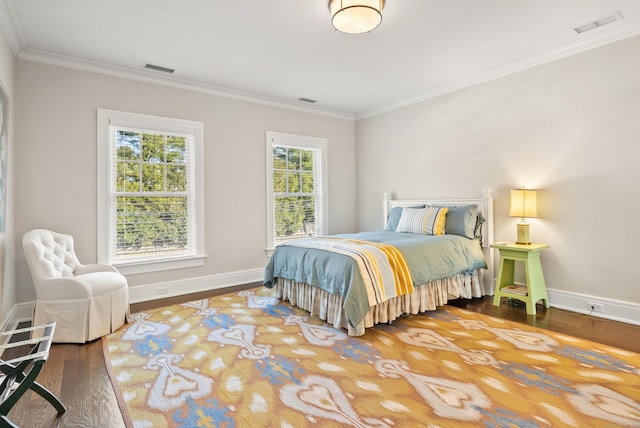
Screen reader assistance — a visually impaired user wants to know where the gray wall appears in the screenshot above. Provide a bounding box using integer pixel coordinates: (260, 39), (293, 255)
(13, 60), (356, 302)
(356, 35), (640, 305)
(0, 28), (15, 326)
(5, 29), (640, 321)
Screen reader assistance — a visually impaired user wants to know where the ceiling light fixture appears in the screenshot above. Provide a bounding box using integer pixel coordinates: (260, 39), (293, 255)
(329, 0), (385, 34)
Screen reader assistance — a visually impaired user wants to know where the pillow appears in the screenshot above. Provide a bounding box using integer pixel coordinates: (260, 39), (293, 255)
(440, 205), (479, 239)
(396, 206), (449, 235)
(385, 205), (425, 231)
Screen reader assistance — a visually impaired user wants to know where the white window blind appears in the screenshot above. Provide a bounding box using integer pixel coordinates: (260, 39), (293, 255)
(110, 127), (195, 259)
(97, 109), (205, 274)
(266, 132), (327, 250)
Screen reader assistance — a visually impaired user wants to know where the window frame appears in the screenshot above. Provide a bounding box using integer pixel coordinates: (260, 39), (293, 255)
(97, 109), (206, 275)
(265, 131), (328, 252)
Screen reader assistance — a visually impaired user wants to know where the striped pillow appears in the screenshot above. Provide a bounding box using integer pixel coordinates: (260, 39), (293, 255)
(396, 206), (449, 235)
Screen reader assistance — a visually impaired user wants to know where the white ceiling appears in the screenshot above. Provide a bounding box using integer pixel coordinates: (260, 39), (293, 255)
(3, 0), (640, 119)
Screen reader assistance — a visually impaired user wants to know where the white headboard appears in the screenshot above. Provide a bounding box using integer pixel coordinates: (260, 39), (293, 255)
(383, 188), (494, 294)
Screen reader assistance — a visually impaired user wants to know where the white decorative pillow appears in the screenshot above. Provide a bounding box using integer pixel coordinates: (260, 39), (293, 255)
(396, 206), (449, 235)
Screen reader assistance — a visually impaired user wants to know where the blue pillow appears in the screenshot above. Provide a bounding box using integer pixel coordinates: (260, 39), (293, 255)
(439, 205), (478, 239)
(385, 205), (425, 231)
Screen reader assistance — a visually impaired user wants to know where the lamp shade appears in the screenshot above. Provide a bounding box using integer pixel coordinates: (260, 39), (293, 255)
(329, 0), (384, 34)
(509, 189), (538, 219)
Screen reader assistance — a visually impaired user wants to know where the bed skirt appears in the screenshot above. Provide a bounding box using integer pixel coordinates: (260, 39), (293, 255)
(274, 269), (485, 336)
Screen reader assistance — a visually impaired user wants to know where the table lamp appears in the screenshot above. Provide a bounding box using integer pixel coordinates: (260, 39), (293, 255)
(509, 188), (537, 244)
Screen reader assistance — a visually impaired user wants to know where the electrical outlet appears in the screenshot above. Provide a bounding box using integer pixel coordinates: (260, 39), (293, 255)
(587, 302), (604, 313)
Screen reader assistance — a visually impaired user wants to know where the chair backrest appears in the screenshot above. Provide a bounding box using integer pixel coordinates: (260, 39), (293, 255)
(22, 229), (82, 280)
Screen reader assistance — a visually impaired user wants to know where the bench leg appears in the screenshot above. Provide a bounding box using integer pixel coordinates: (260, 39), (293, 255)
(30, 382), (66, 416)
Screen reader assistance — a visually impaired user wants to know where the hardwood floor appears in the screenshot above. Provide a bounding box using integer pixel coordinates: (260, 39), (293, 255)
(447, 296), (640, 354)
(4, 283), (640, 427)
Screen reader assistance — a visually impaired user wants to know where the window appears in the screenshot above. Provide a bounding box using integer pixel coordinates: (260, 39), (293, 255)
(266, 131), (328, 250)
(97, 109), (205, 274)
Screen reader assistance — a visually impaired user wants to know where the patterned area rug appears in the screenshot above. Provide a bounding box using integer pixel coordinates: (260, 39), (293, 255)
(103, 287), (640, 427)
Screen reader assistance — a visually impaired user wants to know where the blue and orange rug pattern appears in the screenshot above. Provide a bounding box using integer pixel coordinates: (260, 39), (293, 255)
(103, 287), (640, 427)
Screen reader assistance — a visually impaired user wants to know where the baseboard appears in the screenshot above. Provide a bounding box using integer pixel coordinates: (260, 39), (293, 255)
(10, 274), (637, 333)
(1, 302), (35, 332)
(2, 268), (265, 334)
(131, 275), (640, 325)
(547, 288), (640, 326)
(0, 301), (35, 355)
(128, 267), (265, 304)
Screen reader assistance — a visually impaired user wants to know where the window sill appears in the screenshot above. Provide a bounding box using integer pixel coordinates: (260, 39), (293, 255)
(115, 255), (208, 275)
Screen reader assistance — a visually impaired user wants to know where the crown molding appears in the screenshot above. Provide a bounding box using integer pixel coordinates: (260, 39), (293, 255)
(7, 4), (640, 122)
(17, 49), (355, 122)
(0, 0), (25, 56)
(356, 16), (640, 120)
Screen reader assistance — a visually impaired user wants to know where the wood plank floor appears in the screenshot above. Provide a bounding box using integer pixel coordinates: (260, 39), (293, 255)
(4, 282), (640, 427)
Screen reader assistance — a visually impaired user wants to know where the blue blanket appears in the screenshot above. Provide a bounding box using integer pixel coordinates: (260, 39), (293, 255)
(264, 231), (486, 327)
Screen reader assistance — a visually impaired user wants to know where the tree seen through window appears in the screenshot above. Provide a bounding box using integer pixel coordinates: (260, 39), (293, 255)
(273, 146), (316, 242)
(115, 130), (188, 257)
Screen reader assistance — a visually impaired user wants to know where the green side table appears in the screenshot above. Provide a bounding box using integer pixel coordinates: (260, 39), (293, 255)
(491, 242), (550, 315)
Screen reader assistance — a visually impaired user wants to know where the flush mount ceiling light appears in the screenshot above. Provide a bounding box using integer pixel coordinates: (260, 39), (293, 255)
(329, 0), (385, 34)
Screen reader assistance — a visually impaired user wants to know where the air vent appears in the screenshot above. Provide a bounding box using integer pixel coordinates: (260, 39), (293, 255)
(298, 97), (318, 104)
(574, 11), (623, 34)
(144, 63), (175, 74)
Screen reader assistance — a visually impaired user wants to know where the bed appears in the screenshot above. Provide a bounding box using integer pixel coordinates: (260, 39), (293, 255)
(264, 189), (495, 336)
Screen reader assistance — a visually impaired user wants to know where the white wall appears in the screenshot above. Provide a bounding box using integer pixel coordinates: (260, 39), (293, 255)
(0, 28), (15, 327)
(356, 35), (640, 311)
(8, 31), (640, 323)
(13, 60), (356, 303)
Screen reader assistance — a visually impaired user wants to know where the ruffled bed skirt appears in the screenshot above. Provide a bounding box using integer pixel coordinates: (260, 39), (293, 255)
(274, 269), (485, 336)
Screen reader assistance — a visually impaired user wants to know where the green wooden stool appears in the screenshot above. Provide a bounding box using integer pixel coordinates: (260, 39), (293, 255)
(491, 242), (550, 315)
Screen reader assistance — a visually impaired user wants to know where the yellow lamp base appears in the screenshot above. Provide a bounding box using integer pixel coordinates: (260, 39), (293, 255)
(516, 223), (531, 245)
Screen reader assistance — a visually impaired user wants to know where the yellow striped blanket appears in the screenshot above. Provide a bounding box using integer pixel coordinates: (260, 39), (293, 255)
(284, 237), (414, 305)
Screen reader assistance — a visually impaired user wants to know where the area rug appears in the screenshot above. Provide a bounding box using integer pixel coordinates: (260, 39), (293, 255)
(103, 287), (640, 427)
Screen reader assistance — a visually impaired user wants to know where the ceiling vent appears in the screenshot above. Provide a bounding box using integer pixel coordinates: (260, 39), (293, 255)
(574, 11), (623, 34)
(298, 97), (318, 104)
(144, 63), (175, 74)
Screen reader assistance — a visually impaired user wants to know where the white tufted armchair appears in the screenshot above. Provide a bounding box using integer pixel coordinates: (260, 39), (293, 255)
(22, 229), (130, 343)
